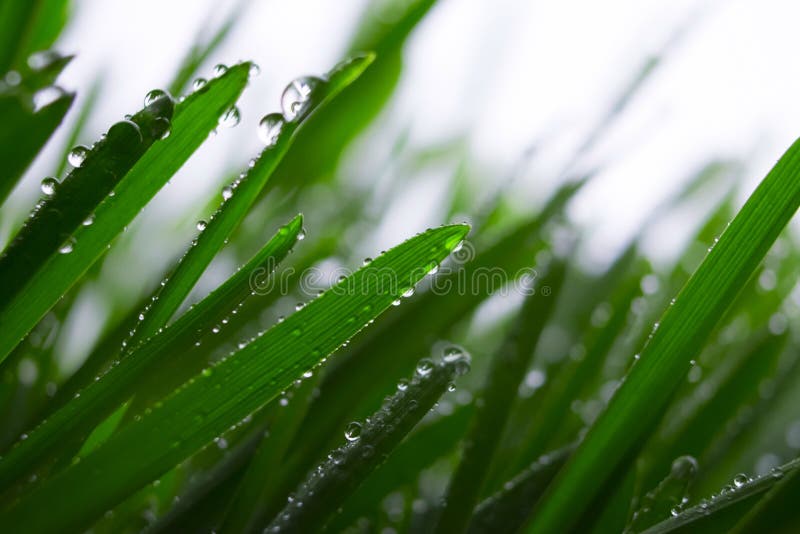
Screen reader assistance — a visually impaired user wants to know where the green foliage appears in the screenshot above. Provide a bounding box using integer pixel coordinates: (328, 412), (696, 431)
(2, 2), (800, 533)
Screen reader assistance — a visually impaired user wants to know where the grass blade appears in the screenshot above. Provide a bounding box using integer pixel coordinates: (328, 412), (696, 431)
(0, 224), (468, 533)
(528, 139), (800, 533)
(266, 350), (471, 532)
(0, 63), (251, 363)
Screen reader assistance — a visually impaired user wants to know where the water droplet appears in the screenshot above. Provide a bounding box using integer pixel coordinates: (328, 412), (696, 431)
(277, 315), (285, 323)
(213, 64), (228, 77)
(281, 76), (323, 121)
(344, 421), (362, 441)
(249, 63), (261, 78)
(402, 287), (415, 298)
(222, 186), (233, 200)
(363, 257), (373, 266)
(391, 298), (401, 306)
(68, 145), (89, 167)
(196, 220), (207, 231)
(302, 370), (313, 378)
(397, 378), (409, 391)
(218, 106), (240, 128)
(192, 78), (207, 91)
(257, 113), (284, 146)
(202, 368), (213, 377)
(670, 455), (699, 481)
(33, 86), (66, 111)
(416, 358), (434, 376)
(295, 302), (305, 311)
(40, 177), (58, 196)
(733, 473), (750, 488)
(82, 213), (95, 226)
(144, 89), (168, 107)
(58, 237), (76, 254)
(297, 228), (306, 240)
(443, 347), (463, 363)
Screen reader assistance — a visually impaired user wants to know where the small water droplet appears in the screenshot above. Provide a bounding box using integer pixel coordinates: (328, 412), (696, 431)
(733, 473), (750, 488)
(397, 378), (409, 391)
(295, 302), (305, 311)
(297, 228), (306, 240)
(363, 257), (373, 266)
(218, 106), (240, 128)
(402, 287), (415, 298)
(196, 220), (207, 231)
(40, 177), (58, 196)
(344, 421), (362, 441)
(213, 64), (228, 77)
(192, 78), (207, 91)
(281, 76), (323, 121)
(222, 186), (233, 200)
(58, 237), (76, 254)
(391, 298), (401, 306)
(82, 213), (95, 226)
(68, 145), (89, 167)
(416, 358), (434, 376)
(248, 63), (261, 78)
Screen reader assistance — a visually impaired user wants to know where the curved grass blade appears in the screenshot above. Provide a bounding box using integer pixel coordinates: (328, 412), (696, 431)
(528, 139), (800, 533)
(0, 215), (303, 490)
(640, 458), (799, 534)
(435, 257), (568, 534)
(0, 0), (70, 72)
(327, 404), (474, 532)
(466, 445), (574, 534)
(0, 63), (251, 364)
(0, 224), (468, 533)
(0, 92), (175, 304)
(265, 350), (471, 532)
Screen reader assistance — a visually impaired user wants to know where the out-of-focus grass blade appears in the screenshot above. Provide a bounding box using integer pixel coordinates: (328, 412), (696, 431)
(218, 376), (319, 533)
(435, 258), (568, 534)
(0, 89), (73, 205)
(52, 74), (102, 178)
(528, 140), (800, 533)
(0, 63), (251, 364)
(327, 405), (474, 532)
(167, 0), (250, 96)
(0, 0), (70, 72)
(0, 92), (175, 304)
(0, 216), (302, 490)
(0, 224), (468, 533)
(265, 351), (471, 532)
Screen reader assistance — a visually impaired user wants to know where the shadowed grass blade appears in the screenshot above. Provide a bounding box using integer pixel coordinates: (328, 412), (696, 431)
(529, 139), (800, 533)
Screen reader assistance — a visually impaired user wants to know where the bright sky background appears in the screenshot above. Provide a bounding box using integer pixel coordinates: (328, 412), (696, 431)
(11, 0), (800, 271)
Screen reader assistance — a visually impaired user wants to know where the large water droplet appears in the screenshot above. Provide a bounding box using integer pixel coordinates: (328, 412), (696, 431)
(193, 78), (207, 91)
(670, 455), (699, 480)
(40, 177), (58, 196)
(732, 473), (750, 488)
(144, 89), (168, 107)
(280, 76), (323, 121)
(196, 220), (207, 231)
(416, 358), (434, 376)
(344, 421), (362, 441)
(218, 106), (240, 128)
(213, 64), (228, 77)
(68, 145), (89, 167)
(258, 113), (284, 146)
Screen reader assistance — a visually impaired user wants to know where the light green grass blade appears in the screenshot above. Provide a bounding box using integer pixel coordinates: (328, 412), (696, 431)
(0, 224), (468, 533)
(0, 0), (70, 72)
(0, 63), (251, 363)
(528, 139), (800, 533)
(0, 216), (302, 490)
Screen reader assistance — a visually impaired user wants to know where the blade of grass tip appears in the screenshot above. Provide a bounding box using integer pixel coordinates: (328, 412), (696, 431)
(0, 86), (73, 206)
(0, 62), (251, 364)
(0, 215), (302, 490)
(0, 224), (468, 533)
(0, 91), (175, 305)
(265, 349), (471, 532)
(0, 0), (70, 73)
(641, 457), (800, 534)
(218, 375), (320, 534)
(466, 444), (575, 534)
(127, 53), (376, 380)
(167, 0), (251, 96)
(326, 404), (474, 533)
(435, 257), (568, 534)
(527, 139), (800, 533)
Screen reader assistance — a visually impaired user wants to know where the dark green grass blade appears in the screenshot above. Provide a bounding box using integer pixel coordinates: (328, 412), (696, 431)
(0, 216), (302, 490)
(0, 0), (70, 72)
(52, 74), (102, 179)
(0, 87), (73, 205)
(0, 224), (468, 533)
(327, 404), (474, 532)
(0, 63), (251, 364)
(435, 258), (568, 534)
(265, 351), (471, 532)
(641, 458), (799, 534)
(466, 445), (574, 534)
(528, 139), (800, 533)
(0, 93), (175, 304)
(731, 462), (800, 533)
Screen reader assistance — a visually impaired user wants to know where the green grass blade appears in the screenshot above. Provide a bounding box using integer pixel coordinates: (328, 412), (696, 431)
(0, 216), (302, 490)
(0, 0), (70, 72)
(52, 74), (102, 179)
(0, 224), (468, 533)
(730, 462), (800, 533)
(0, 92), (175, 304)
(435, 258), (568, 534)
(265, 351), (471, 532)
(0, 63), (251, 364)
(528, 139), (800, 533)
